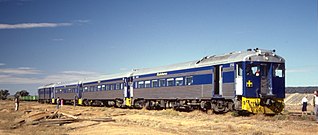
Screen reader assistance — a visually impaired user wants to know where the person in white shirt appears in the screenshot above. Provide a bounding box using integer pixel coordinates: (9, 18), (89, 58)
(314, 91), (318, 123)
(301, 95), (308, 115)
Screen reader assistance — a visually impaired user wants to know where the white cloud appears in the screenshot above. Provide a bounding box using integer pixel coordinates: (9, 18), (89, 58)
(286, 69), (309, 73)
(61, 70), (98, 75)
(0, 22), (72, 29)
(52, 38), (64, 41)
(0, 63), (5, 66)
(0, 67), (41, 74)
(0, 70), (101, 84)
(0, 74), (40, 84)
(40, 70), (101, 84)
(74, 20), (90, 23)
(119, 68), (128, 71)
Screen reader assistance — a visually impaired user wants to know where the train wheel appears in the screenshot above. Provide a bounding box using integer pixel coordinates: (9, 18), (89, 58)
(115, 99), (123, 108)
(83, 100), (89, 106)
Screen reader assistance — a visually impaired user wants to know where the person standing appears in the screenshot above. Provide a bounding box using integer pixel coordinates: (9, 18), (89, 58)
(61, 98), (64, 107)
(314, 91), (318, 123)
(14, 96), (20, 111)
(56, 97), (60, 109)
(301, 95), (308, 115)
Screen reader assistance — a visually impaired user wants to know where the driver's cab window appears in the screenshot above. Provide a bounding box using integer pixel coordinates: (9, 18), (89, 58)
(274, 64), (284, 77)
(237, 63), (243, 77)
(246, 64), (260, 76)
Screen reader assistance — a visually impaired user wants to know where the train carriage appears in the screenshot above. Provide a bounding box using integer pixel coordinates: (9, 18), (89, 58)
(38, 83), (55, 103)
(127, 48), (285, 113)
(38, 86), (45, 103)
(81, 72), (133, 106)
(54, 81), (80, 104)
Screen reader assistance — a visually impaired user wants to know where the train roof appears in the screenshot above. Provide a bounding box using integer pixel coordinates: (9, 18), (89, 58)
(54, 81), (79, 87)
(133, 48), (284, 76)
(133, 61), (196, 76)
(82, 72), (133, 84)
(38, 83), (55, 89)
(197, 48), (284, 66)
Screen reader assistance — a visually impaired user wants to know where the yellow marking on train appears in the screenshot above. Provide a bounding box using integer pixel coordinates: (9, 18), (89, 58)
(78, 98), (83, 105)
(125, 98), (132, 106)
(242, 97), (284, 114)
(246, 80), (253, 87)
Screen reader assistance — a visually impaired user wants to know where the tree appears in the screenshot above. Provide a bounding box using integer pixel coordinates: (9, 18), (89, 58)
(15, 90), (29, 97)
(0, 90), (10, 100)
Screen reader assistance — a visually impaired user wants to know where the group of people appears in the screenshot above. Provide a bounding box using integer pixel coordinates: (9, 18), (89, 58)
(301, 91), (318, 123)
(56, 96), (78, 109)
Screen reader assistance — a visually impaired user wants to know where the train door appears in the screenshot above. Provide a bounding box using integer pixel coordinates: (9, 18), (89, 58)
(213, 65), (222, 96)
(235, 63), (243, 95)
(51, 87), (55, 104)
(260, 63), (273, 95)
(124, 77), (134, 106)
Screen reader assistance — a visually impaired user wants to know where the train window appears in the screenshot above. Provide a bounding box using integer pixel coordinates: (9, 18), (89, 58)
(97, 85), (101, 91)
(152, 80), (159, 88)
(167, 78), (174, 86)
(106, 85), (110, 90)
(175, 77), (184, 86)
(110, 84), (114, 90)
(116, 83), (120, 90)
(237, 64), (243, 76)
(246, 64), (260, 76)
(138, 81), (144, 88)
(159, 79), (166, 87)
(185, 76), (193, 85)
(145, 81), (151, 88)
(102, 85), (106, 90)
(274, 64), (284, 77)
(84, 87), (88, 92)
(120, 83), (123, 90)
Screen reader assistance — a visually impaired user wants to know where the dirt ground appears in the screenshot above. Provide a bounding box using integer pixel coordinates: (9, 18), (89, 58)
(1, 100), (318, 135)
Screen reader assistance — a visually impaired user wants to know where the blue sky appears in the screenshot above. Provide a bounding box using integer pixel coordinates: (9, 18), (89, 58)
(0, 0), (317, 95)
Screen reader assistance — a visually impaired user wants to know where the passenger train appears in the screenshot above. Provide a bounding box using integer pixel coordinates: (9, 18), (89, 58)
(38, 48), (285, 114)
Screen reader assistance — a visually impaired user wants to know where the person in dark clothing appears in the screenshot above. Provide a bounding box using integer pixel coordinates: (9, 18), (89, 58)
(74, 95), (78, 107)
(56, 97), (60, 109)
(301, 95), (308, 115)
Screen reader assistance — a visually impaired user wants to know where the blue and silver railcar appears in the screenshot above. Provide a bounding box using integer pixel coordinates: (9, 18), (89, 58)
(81, 72), (133, 106)
(37, 48), (285, 114)
(38, 83), (55, 103)
(127, 48), (285, 114)
(54, 81), (81, 104)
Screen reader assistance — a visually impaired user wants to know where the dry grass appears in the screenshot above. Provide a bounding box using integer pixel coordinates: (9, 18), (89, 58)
(1, 101), (318, 135)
